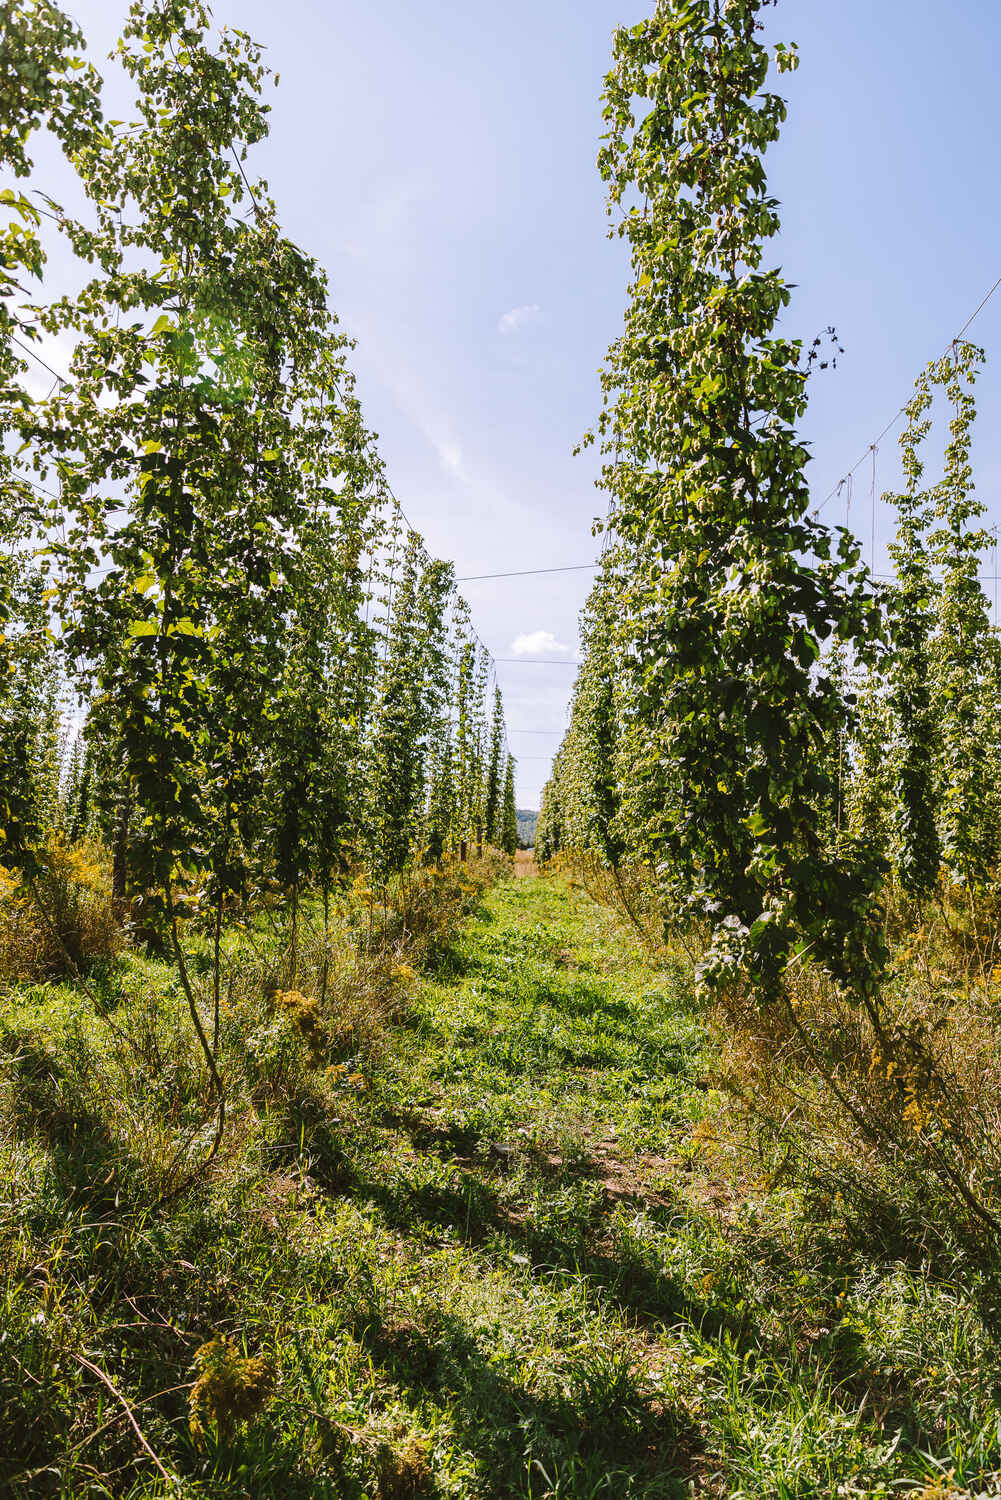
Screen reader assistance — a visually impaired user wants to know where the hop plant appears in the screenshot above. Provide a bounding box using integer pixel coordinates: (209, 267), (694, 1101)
(188, 1338), (274, 1443)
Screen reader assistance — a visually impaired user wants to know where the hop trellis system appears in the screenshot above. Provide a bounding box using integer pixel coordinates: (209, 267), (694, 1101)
(9, 0), (1001, 1248)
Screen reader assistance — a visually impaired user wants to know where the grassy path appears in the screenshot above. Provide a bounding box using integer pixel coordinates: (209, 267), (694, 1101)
(289, 875), (995, 1499)
(3, 874), (997, 1498)
(331, 871), (714, 1498)
(332, 876), (996, 1500)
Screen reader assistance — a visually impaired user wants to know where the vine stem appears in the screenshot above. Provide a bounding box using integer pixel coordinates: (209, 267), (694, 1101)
(73, 1354), (178, 1489)
(212, 887), (223, 1054)
(169, 901), (225, 1170)
(781, 988), (1001, 1239)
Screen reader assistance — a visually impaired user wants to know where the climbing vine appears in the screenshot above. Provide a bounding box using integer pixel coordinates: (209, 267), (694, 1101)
(883, 369), (940, 898)
(562, 0), (885, 997)
(1, 0), (515, 1158)
(928, 343), (994, 886)
(0, 0), (100, 876)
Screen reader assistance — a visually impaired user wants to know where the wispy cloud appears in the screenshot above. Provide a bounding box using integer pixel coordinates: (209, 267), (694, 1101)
(348, 316), (473, 490)
(497, 303), (540, 336)
(436, 440), (466, 481)
(511, 629), (569, 656)
(369, 168), (435, 238)
(336, 167), (436, 260)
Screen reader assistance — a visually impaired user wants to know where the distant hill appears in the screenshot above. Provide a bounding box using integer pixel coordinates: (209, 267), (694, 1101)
(516, 809), (538, 849)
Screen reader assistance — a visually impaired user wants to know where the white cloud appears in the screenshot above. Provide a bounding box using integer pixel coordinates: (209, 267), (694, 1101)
(511, 630), (569, 657)
(436, 440), (466, 481)
(497, 303), (540, 336)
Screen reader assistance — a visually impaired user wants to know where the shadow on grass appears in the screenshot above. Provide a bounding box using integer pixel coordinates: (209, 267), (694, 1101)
(323, 1128), (981, 1473)
(355, 1305), (699, 1499)
(329, 1126), (756, 1354)
(1, 1029), (127, 1219)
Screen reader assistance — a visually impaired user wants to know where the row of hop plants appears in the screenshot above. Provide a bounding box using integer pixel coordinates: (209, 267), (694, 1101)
(0, 0), (518, 1155)
(538, 0), (1001, 1265)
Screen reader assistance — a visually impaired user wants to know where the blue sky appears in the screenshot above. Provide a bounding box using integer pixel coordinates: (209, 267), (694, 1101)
(32, 0), (1001, 806)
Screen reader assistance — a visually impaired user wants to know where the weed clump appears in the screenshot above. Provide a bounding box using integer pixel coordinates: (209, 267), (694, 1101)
(272, 987), (328, 1057)
(351, 854), (509, 960)
(0, 839), (118, 982)
(712, 922), (1001, 1268)
(188, 1337), (274, 1442)
(372, 1429), (434, 1499)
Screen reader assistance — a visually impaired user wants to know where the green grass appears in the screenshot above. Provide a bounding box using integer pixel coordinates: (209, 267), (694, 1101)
(2, 874), (1000, 1497)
